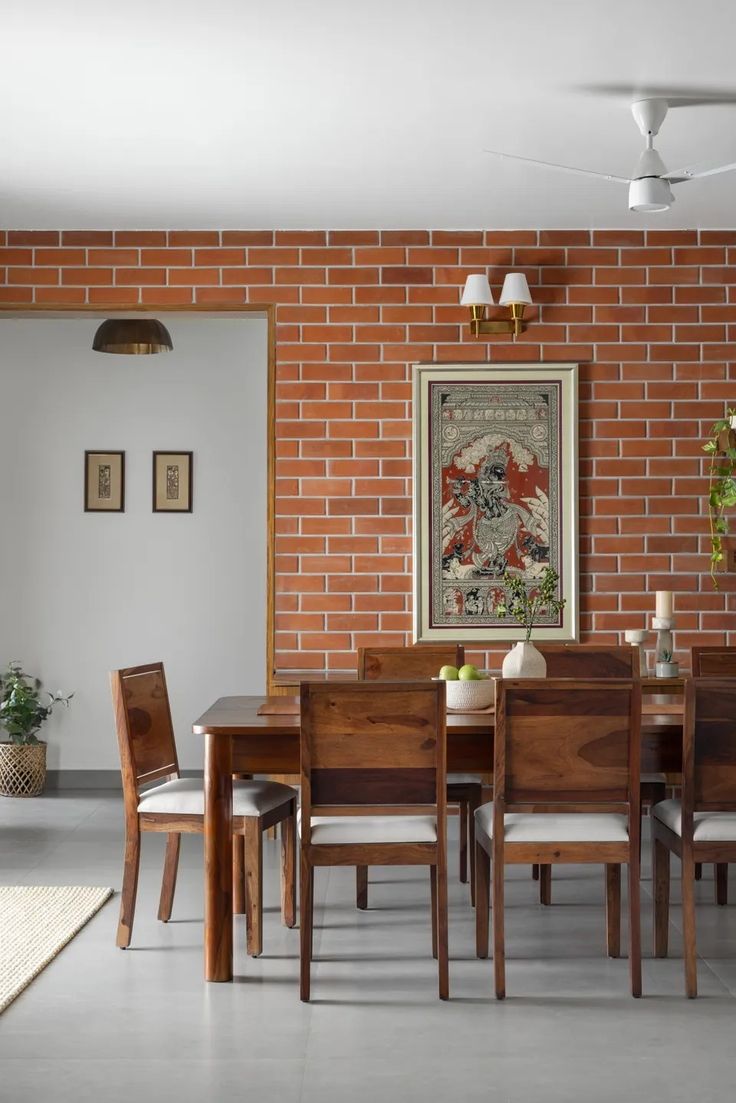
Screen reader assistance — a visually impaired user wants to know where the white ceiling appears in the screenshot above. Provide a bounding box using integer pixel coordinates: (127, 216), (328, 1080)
(3, 0), (736, 228)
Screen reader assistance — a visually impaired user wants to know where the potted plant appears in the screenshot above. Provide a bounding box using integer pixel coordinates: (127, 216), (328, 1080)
(703, 409), (736, 588)
(0, 661), (73, 797)
(655, 648), (679, 680)
(495, 566), (566, 677)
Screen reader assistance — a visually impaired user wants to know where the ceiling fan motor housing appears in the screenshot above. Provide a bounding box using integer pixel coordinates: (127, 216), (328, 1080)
(631, 97), (669, 137)
(629, 176), (674, 212)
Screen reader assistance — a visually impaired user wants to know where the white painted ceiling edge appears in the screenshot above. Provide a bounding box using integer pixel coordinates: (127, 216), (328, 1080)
(1, 0), (736, 228)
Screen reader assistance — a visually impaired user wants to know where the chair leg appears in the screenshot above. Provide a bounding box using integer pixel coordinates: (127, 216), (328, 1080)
(356, 865), (368, 910)
(681, 851), (698, 998)
(628, 854), (642, 999)
(605, 864), (621, 958)
(475, 840), (490, 959)
(652, 836), (670, 958)
(715, 863), (728, 906)
(468, 788), (482, 907)
(280, 803), (297, 928)
(244, 817), (263, 957)
(299, 851), (313, 1002)
(430, 865), (438, 959)
(531, 864), (540, 880)
(158, 832), (181, 922)
(458, 799), (468, 884)
(232, 834), (245, 915)
(539, 864), (552, 906)
(695, 863), (702, 880)
(492, 851), (505, 1000)
(437, 853), (449, 1001)
(116, 828), (141, 948)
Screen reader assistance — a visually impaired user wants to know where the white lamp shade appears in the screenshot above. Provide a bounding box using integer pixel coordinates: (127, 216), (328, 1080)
(628, 177), (673, 213)
(499, 272), (532, 307)
(461, 274), (494, 307)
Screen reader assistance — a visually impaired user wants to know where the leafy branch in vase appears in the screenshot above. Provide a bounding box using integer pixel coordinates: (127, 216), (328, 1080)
(495, 566), (566, 641)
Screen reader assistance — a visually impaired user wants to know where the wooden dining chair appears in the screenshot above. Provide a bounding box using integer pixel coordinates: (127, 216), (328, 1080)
(530, 644), (664, 902)
(688, 647), (736, 892)
(691, 645), (736, 678)
(299, 680), (448, 1001)
(475, 677), (642, 999)
(357, 644), (483, 906)
(111, 662), (297, 955)
(653, 677), (736, 996)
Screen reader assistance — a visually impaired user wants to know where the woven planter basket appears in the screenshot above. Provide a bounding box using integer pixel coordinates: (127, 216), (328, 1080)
(0, 741), (47, 797)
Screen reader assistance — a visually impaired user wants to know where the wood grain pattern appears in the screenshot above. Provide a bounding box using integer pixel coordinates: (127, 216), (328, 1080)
(359, 644), (464, 681)
(357, 644), (481, 908)
(476, 678), (642, 999)
(653, 677), (736, 997)
(691, 646), (736, 678)
(111, 661), (295, 979)
(502, 681), (635, 803)
(299, 681), (448, 1001)
(312, 767), (438, 806)
(535, 644), (638, 679)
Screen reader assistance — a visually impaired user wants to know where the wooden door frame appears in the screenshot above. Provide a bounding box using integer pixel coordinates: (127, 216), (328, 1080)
(0, 302), (277, 692)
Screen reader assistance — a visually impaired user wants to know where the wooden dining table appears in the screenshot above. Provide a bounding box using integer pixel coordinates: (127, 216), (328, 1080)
(193, 692), (685, 982)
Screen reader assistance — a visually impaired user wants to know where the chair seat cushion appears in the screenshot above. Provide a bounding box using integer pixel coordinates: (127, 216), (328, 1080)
(298, 811), (437, 845)
(653, 798), (736, 842)
(447, 773), (483, 786)
(137, 777), (295, 817)
(474, 802), (629, 843)
(641, 772), (667, 786)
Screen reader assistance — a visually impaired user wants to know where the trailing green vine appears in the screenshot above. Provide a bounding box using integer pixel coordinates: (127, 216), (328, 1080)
(703, 408), (736, 589)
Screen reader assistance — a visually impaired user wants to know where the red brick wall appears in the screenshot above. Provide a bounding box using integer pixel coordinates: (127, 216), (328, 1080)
(2, 226), (734, 671)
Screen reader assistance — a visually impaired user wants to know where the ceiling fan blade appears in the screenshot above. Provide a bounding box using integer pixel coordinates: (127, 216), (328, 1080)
(483, 149), (630, 184)
(665, 157), (736, 183)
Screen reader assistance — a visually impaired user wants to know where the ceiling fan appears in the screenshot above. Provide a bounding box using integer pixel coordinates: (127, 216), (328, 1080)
(485, 98), (736, 212)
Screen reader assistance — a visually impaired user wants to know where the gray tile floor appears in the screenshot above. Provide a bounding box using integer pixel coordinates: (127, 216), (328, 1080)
(1, 792), (735, 1102)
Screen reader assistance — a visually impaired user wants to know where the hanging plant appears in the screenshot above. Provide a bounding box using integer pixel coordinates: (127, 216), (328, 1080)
(703, 409), (736, 589)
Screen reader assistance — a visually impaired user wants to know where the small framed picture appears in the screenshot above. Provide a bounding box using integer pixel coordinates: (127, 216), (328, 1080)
(153, 451), (193, 513)
(84, 451), (125, 512)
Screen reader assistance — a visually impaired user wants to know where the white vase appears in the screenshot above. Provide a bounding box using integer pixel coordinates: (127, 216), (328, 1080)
(502, 641), (547, 678)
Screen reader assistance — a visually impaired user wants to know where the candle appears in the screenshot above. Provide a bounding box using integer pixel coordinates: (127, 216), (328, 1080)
(655, 590), (673, 620)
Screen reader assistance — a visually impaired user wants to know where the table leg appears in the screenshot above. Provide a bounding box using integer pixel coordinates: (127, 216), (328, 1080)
(204, 732), (233, 981)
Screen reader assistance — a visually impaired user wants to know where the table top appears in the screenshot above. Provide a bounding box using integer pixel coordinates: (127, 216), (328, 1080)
(193, 694), (684, 736)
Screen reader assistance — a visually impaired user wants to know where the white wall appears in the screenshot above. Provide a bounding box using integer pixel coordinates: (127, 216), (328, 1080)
(0, 315), (267, 771)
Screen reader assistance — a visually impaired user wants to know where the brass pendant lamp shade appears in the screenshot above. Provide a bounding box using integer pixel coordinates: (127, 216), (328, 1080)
(92, 318), (173, 354)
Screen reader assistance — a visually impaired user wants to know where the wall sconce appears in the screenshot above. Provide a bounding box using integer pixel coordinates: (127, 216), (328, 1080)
(460, 272), (533, 339)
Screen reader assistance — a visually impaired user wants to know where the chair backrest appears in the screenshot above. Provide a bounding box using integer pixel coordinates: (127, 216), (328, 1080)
(684, 679), (736, 815)
(533, 644), (639, 679)
(299, 681), (446, 842)
(494, 678), (640, 808)
(691, 646), (736, 678)
(110, 662), (180, 811)
(358, 644), (464, 681)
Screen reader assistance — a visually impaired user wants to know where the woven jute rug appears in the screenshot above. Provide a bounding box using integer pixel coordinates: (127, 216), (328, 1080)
(0, 885), (113, 1013)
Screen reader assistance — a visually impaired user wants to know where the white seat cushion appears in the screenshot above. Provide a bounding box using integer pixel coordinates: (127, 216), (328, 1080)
(447, 773), (483, 786)
(137, 777), (295, 817)
(641, 773), (667, 786)
(298, 811), (437, 845)
(653, 798), (736, 842)
(474, 801), (628, 843)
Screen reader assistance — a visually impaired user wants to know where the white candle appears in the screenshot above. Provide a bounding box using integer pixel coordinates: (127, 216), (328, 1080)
(655, 590), (673, 619)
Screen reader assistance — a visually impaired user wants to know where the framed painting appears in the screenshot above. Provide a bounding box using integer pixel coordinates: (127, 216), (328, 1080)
(84, 451), (125, 512)
(153, 451), (193, 513)
(413, 363), (578, 643)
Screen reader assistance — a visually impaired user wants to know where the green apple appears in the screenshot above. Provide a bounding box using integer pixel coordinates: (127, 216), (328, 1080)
(458, 663), (481, 681)
(438, 665), (459, 680)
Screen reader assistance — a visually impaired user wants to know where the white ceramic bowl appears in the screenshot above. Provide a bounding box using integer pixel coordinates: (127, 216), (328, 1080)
(441, 676), (495, 712)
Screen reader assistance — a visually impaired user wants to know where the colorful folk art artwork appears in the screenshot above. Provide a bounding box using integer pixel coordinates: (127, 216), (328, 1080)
(414, 365), (578, 641)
